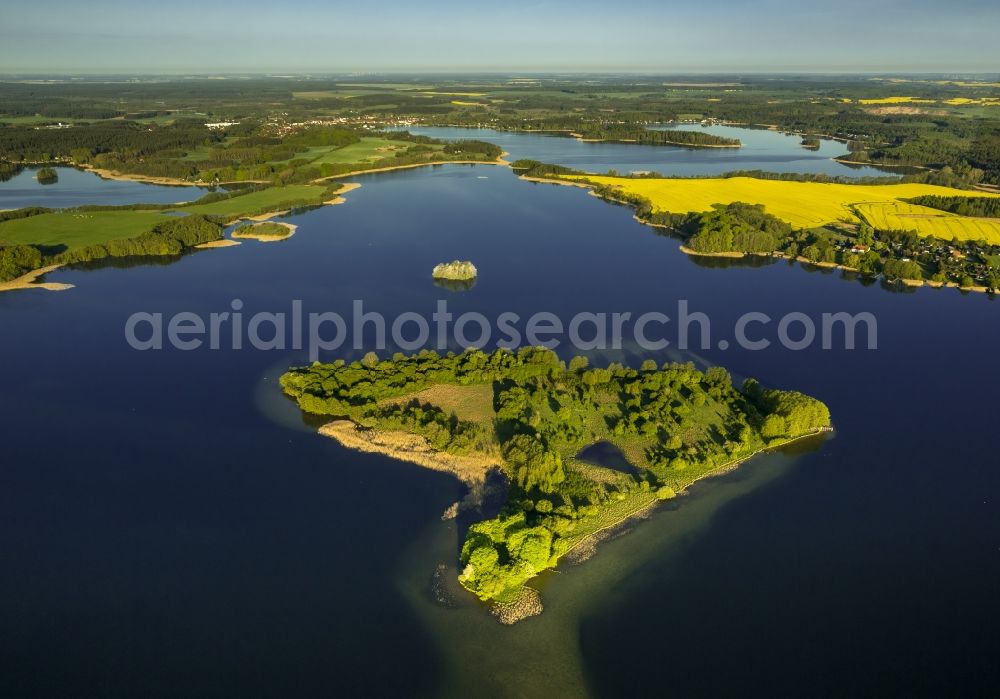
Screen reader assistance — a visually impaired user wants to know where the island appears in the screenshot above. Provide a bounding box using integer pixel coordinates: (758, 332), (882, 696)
(231, 221), (296, 242)
(432, 260), (477, 281)
(35, 166), (58, 184)
(281, 347), (831, 622)
(571, 126), (741, 149)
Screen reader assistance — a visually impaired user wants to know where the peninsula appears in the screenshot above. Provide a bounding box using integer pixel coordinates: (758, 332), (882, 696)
(281, 347), (831, 619)
(516, 162), (1000, 292)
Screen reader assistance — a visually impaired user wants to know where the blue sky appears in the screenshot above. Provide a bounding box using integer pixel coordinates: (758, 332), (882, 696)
(1, 0), (997, 73)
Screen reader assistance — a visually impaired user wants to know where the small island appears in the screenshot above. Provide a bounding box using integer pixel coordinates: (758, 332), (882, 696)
(231, 221), (297, 242)
(35, 167), (58, 184)
(432, 260), (477, 281)
(800, 137), (822, 150)
(281, 348), (831, 622)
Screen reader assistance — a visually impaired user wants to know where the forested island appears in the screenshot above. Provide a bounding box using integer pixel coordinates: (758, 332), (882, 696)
(35, 166), (58, 184)
(573, 126), (740, 148)
(231, 221), (296, 241)
(432, 260), (477, 281)
(281, 347), (831, 619)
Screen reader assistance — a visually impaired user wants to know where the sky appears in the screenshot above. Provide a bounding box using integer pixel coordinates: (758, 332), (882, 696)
(1, 0), (998, 74)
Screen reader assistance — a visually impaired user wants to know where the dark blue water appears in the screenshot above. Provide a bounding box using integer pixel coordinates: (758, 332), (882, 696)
(0, 166), (210, 209)
(1, 165), (998, 697)
(395, 125), (894, 178)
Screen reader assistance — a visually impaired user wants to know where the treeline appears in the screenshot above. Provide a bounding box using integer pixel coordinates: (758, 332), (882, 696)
(54, 215), (223, 264)
(685, 203), (792, 254)
(0, 121), (219, 164)
(0, 245), (44, 282)
(442, 140), (503, 159)
(511, 159), (585, 178)
(906, 195), (1000, 218)
(0, 214), (224, 282)
(575, 125), (740, 148)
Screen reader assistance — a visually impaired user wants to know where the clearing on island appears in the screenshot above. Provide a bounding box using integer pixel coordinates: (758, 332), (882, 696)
(568, 176), (1000, 242)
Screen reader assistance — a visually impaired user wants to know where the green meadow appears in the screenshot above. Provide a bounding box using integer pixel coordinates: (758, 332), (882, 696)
(175, 184), (330, 217)
(0, 210), (170, 250)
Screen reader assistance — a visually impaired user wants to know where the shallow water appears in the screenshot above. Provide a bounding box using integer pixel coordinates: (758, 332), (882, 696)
(1, 165), (998, 697)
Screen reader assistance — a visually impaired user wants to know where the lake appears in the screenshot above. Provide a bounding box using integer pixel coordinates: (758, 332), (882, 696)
(1, 163), (998, 697)
(394, 124), (896, 178)
(0, 165), (210, 209)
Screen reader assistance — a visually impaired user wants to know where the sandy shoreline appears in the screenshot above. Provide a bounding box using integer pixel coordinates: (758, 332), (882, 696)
(194, 239), (241, 249)
(318, 420), (501, 486)
(323, 181), (362, 205)
(0, 264), (74, 293)
(80, 165), (268, 188)
(679, 245), (747, 258)
(518, 175), (592, 188)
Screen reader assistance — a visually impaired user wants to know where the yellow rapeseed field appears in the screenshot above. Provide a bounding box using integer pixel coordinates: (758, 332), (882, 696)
(566, 175), (1000, 242)
(857, 96), (937, 105)
(852, 202), (1000, 242)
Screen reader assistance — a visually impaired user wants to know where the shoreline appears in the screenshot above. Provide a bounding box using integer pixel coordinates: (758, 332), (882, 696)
(525, 173), (994, 296)
(81, 165), (202, 187)
(194, 239), (241, 249)
(318, 419), (501, 487)
(518, 174), (592, 188)
(0, 264), (74, 294)
(317, 409), (831, 622)
(315, 154), (510, 181)
(227, 182), (363, 224)
(79, 164), (270, 188)
(833, 157), (929, 171)
(323, 181), (362, 205)
(558, 427), (834, 563)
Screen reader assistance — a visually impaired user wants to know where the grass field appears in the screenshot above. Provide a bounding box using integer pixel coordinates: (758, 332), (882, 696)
(176, 184), (329, 217)
(0, 184), (337, 252)
(853, 201), (1000, 242)
(307, 137), (416, 165)
(567, 175), (1000, 235)
(0, 210), (169, 249)
(383, 384), (496, 424)
(271, 137), (433, 167)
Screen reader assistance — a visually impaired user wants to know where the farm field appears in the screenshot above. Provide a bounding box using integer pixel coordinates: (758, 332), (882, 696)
(853, 201), (1000, 243)
(567, 175), (1000, 233)
(175, 184), (329, 217)
(0, 210), (169, 250)
(307, 137), (418, 165)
